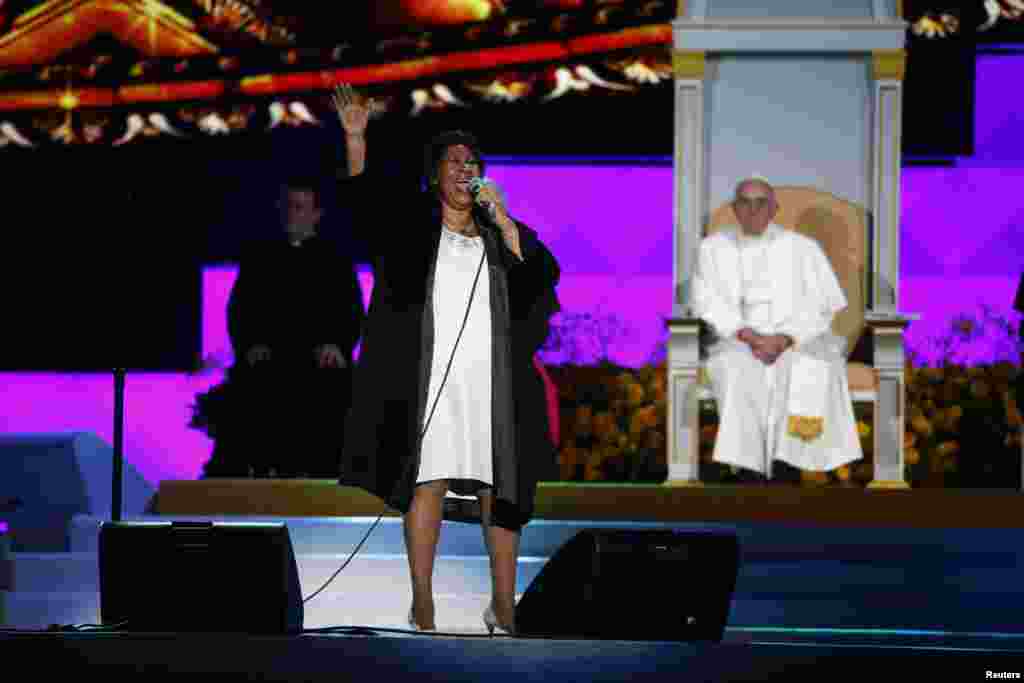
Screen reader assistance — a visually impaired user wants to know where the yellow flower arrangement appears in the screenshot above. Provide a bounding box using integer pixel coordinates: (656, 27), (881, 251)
(592, 411), (617, 442)
(943, 405), (964, 431)
(626, 381), (645, 406)
(911, 414), (934, 439)
(629, 405), (659, 436)
(575, 404), (593, 434)
(547, 335), (1020, 486)
(646, 429), (665, 452)
(969, 380), (992, 400)
(800, 470), (830, 486)
(1006, 393), (1022, 428)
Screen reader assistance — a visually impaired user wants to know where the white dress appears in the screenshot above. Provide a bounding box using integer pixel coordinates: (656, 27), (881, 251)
(416, 225), (494, 488)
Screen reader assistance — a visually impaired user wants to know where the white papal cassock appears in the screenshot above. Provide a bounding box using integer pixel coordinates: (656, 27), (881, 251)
(693, 223), (863, 475)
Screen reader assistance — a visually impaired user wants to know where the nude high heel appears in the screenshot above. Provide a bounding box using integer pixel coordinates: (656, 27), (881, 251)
(408, 608), (433, 633)
(483, 604), (513, 636)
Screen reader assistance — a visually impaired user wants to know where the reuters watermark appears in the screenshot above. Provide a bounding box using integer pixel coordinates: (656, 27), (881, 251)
(986, 673), (1022, 680)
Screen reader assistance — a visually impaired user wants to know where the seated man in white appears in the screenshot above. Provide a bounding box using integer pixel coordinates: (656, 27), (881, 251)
(693, 177), (863, 479)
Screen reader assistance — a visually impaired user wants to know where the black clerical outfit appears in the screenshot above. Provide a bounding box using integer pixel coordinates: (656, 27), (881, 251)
(336, 167), (560, 532)
(198, 235), (365, 478)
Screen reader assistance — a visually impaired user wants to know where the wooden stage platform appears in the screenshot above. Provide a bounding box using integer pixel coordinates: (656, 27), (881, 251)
(152, 480), (1024, 529)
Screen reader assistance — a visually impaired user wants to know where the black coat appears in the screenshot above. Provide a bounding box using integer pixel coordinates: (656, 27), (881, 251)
(227, 235), (365, 366)
(336, 167), (561, 531)
(194, 234), (366, 478)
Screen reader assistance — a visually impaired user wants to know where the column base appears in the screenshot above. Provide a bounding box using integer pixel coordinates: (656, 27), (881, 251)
(866, 479), (911, 490)
(662, 479), (704, 487)
(663, 463), (702, 486)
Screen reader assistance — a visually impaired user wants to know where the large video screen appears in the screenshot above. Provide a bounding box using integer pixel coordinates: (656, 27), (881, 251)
(0, 2), (1019, 157)
(0, 1), (675, 151)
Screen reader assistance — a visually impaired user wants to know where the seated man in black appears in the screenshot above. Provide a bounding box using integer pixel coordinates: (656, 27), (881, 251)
(195, 176), (365, 478)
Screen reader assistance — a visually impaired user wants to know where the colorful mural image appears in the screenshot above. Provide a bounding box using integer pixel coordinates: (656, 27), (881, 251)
(906, 0), (1024, 38)
(0, 0), (676, 146)
(0, 2), (1018, 148)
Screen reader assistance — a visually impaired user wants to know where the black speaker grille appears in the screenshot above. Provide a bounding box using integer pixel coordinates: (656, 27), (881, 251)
(99, 521), (304, 634)
(516, 529), (739, 641)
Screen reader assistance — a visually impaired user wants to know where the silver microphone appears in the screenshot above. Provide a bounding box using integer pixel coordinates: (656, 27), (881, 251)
(468, 176), (505, 221)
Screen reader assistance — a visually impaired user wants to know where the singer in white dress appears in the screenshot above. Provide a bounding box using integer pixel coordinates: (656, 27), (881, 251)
(332, 85), (561, 636)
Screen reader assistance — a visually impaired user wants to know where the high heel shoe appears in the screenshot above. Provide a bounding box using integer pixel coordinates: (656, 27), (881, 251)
(483, 604), (513, 636)
(408, 608), (433, 633)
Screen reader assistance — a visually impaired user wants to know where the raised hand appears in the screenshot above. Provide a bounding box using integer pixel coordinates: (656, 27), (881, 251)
(331, 83), (372, 137)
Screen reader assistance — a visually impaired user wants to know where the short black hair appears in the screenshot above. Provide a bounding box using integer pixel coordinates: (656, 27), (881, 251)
(423, 129), (486, 192)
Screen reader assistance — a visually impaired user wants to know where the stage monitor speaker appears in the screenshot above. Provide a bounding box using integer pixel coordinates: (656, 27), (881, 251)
(99, 521), (304, 634)
(516, 528), (740, 642)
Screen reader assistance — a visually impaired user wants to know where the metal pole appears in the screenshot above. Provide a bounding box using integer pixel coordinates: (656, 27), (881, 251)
(112, 367), (126, 522)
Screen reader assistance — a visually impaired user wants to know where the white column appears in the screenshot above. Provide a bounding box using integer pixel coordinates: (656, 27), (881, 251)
(673, 72), (706, 317)
(665, 49), (708, 485)
(870, 52), (904, 312)
(867, 317), (911, 488)
(866, 49), (911, 489)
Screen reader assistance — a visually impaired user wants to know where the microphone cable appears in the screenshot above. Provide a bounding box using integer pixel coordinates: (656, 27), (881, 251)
(302, 230), (489, 607)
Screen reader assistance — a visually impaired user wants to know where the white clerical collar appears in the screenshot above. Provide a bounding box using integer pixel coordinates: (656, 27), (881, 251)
(738, 223), (780, 244)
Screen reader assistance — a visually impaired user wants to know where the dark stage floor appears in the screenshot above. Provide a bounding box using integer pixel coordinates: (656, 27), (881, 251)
(3, 626), (1024, 682)
(10, 480), (1024, 679)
